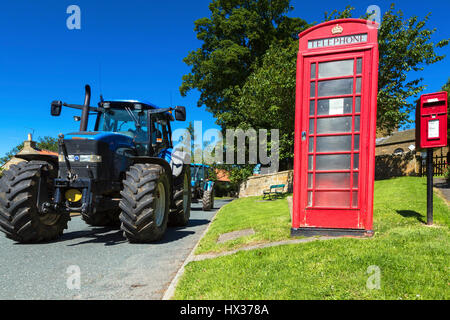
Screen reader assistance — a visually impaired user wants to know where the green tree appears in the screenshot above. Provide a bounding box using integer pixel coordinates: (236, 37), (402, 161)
(180, 0), (309, 126)
(377, 4), (448, 133)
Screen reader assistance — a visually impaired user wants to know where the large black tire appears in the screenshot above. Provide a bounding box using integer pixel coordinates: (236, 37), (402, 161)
(81, 208), (121, 228)
(168, 165), (192, 227)
(202, 188), (214, 211)
(119, 164), (170, 243)
(0, 161), (70, 243)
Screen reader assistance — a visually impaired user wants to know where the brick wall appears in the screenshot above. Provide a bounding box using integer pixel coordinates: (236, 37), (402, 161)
(239, 170), (294, 198)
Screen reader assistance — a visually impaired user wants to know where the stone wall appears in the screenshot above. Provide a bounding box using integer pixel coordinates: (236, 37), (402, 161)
(239, 170), (293, 198)
(375, 152), (419, 180)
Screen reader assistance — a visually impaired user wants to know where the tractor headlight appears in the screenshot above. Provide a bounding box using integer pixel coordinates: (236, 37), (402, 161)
(79, 155), (102, 163)
(58, 155), (102, 163)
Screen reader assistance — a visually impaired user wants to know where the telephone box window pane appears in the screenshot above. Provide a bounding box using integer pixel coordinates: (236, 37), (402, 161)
(355, 116), (360, 132)
(318, 79), (353, 97)
(354, 134), (360, 151)
(354, 154), (359, 170)
(309, 156), (314, 171)
(317, 117), (352, 134)
(310, 82), (316, 97)
(308, 174), (313, 188)
(311, 64), (316, 79)
(352, 192), (359, 208)
(307, 192), (313, 207)
(355, 96), (361, 113)
(317, 98), (353, 116)
(309, 119), (315, 134)
(309, 137), (314, 153)
(316, 135), (352, 152)
(356, 58), (362, 74)
(318, 60), (353, 78)
(310, 100), (315, 115)
(353, 173), (359, 188)
(315, 191), (351, 207)
(316, 154), (351, 171)
(356, 78), (362, 94)
(315, 173), (351, 189)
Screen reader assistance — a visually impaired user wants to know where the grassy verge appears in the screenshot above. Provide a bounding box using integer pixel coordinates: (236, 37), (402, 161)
(195, 194), (292, 254)
(174, 177), (450, 300)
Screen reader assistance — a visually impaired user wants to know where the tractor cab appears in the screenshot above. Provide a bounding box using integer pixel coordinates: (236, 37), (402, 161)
(94, 100), (175, 156)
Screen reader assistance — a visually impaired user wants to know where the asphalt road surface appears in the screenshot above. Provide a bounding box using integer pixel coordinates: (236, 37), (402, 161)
(0, 200), (230, 300)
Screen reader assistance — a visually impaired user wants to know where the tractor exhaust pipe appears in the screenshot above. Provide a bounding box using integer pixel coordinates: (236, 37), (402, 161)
(80, 84), (91, 132)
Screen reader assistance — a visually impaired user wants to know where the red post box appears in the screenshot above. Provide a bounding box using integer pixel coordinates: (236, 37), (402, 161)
(416, 92), (448, 149)
(292, 19), (379, 237)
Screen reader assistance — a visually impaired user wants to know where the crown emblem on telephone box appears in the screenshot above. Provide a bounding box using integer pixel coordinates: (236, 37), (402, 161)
(332, 24), (343, 34)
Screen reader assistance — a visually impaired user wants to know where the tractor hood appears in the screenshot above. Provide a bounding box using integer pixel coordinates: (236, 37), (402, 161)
(64, 132), (135, 152)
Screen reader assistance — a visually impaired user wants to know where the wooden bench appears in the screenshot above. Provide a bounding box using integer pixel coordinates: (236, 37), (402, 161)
(262, 184), (285, 200)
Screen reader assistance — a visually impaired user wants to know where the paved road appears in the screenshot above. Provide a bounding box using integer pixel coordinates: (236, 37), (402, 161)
(0, 200), (230, 300)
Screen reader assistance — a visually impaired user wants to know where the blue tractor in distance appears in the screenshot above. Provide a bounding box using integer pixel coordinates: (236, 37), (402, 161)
(190, 164), (215, 211)
(0, 85), (192, 243)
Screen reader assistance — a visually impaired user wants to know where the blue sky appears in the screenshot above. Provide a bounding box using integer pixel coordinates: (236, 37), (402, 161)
(0, 0), (449, 157)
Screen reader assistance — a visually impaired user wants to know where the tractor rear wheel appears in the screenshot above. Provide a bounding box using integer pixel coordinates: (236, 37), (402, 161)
(0, 161), (70, 243)
(202, 188), (214, 211)
(119, 164), (169, 243)
(168, 165), (191, 227)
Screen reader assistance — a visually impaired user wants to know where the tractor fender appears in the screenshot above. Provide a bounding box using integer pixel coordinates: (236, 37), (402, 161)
(15, 154), (58, 168)
(131, 156), (175, 207)
(204, 180), (215, 191)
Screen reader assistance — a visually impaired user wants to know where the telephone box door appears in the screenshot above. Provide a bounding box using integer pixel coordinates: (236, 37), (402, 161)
(299, 50), (373, 229)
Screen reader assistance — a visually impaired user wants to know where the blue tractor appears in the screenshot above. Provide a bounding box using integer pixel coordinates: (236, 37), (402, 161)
(0, 85), (192, 243)
(190, 164), (215, 211)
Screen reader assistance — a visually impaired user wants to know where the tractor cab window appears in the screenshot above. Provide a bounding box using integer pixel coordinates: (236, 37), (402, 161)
(151, 114), (170, 151)
(97, 107), (149, 155)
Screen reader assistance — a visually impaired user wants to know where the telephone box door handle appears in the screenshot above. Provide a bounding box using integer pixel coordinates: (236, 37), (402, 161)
(302, 131), (307, 141)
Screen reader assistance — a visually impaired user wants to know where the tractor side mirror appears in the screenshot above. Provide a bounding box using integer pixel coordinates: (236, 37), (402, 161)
(51, 101), (62, 116)
(174, 106), (186, 121)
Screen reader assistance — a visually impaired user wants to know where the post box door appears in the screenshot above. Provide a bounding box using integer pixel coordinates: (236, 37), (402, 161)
(299, 50), (373, 229)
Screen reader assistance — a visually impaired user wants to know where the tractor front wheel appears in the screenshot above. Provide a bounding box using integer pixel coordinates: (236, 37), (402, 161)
(202, 188), (214, 211)
(119, 164), (169, 243)
(0, 161), (70, 243)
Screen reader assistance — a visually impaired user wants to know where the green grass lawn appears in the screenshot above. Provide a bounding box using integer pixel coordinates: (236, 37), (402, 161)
(174, 177), (450, 300)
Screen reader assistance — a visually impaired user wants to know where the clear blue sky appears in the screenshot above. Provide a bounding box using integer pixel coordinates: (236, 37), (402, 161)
(0, 0), (449, 157)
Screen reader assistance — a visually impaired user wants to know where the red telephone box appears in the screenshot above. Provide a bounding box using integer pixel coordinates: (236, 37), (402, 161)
(416, 92), (448, 149)
(292, 19), (379, 237)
